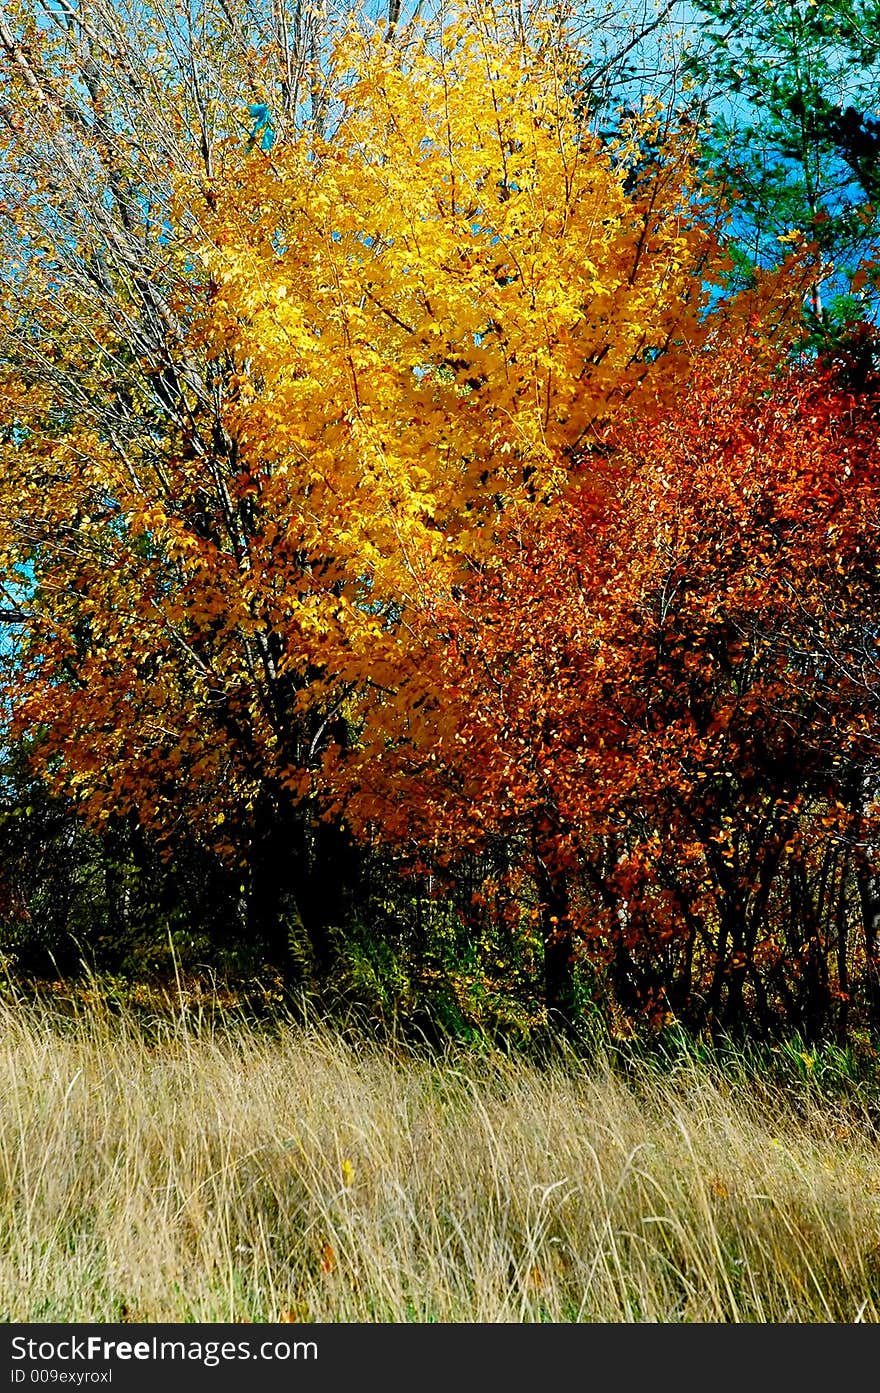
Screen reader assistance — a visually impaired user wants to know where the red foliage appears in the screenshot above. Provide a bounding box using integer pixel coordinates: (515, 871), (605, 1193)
(340, 340), (880, 1034)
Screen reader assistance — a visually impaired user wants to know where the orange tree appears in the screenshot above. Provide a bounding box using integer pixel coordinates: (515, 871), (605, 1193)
(340, 336), (880, 1036)
(0, 5), (770, 978)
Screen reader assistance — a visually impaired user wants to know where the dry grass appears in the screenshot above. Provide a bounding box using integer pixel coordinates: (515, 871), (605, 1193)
(1, 991), (880, 1322)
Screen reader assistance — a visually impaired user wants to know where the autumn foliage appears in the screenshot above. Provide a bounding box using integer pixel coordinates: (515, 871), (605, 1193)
(339, 340), (880, 1032)
(1, 1), (877, 1038)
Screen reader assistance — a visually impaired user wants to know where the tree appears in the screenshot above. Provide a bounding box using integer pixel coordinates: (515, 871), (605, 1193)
(340, 336), (880, 1036)
(0, 1), (772, 981)
(686, 0), (880, 348)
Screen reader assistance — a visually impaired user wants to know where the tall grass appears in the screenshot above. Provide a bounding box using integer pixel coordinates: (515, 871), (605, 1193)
(1, 988), (879, 1322)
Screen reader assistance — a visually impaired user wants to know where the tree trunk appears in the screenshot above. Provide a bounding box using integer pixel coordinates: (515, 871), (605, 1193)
(533, 832), (576, 1033)
(247, 793), (362, 983)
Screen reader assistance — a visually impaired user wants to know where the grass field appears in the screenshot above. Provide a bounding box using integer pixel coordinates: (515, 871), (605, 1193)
(2, 986), (880, 1322)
